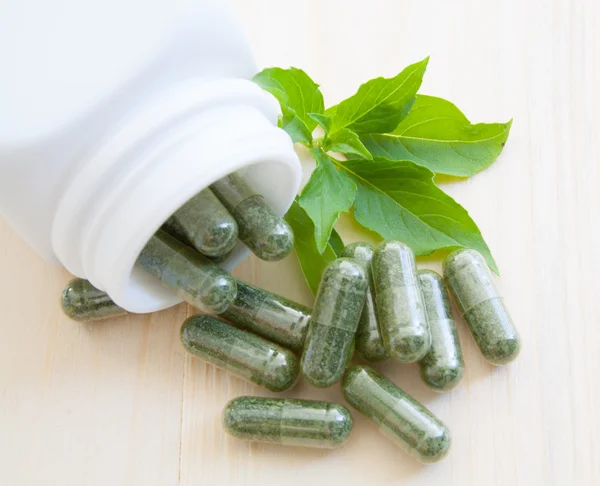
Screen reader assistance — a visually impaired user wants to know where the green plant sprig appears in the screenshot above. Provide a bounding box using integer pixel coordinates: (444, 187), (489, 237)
(254, 58), (511, 293)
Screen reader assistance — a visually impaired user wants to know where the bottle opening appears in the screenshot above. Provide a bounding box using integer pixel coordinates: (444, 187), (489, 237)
(124, 156), (301, 313)
(51, 79), (302, 313)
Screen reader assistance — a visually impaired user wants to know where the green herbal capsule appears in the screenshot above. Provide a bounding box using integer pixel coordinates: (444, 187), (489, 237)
(443, 249), (520, 365)
(341, 243), (388, 362)
(342, 365), (451, 463)
(61, 278), (127, 322)
(181, 315), (299, 392)
(223, 396), (353, 448)
(418, 270), (465, 391)
(162, 188), (238, 258)
(137, 230), (237, 314)
(210, 173), (294, 261)
(301, 258), (368, 387)
(372, 241), (430, 362)
(222, 281), (311, 351)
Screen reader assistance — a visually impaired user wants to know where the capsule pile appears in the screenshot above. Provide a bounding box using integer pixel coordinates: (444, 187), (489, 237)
(60, 171), (520, 461)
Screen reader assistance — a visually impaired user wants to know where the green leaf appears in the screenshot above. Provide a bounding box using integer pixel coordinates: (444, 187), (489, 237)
(328, 229), (345, 256)
(284, 200), (337, 294)
(281, 106), (313, 145)
(327, 57), (429, 134)
(333, 157), (497, 272)
(308, 113), (332, 136)
(362, 95), (512, 177)
(325, 128), (373, 159)
(253, 67), (324, 145)
(299, 148), (357, 253)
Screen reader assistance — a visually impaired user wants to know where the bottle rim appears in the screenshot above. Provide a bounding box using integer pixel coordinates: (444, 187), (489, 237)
(51, 78), (302, 313)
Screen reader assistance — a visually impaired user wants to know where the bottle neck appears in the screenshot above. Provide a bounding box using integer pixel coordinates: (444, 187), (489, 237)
(52, 78), (301, 313)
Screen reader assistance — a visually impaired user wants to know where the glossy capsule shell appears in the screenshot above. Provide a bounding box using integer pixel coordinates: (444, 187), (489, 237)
(301, 258), (368, 387)
(137, 230), (237, 314)
(222, 281), (311, 351)
(418, 270), (465, 391)
(210, 173), (294, 262)
(342, 365), (451, 463)
(206, 248), (234, 264)
(372, 241), (430, 362)
(443, 249), (520, 365)
(61, 278), (127, 322)
(181, 315), (299, 392)
(341, 243), (388, 362)
(162, 188), (238, 258)
(223, 397), (353, 448)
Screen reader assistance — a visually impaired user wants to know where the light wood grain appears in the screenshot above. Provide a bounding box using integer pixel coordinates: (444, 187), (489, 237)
(1, 0), (599, 484)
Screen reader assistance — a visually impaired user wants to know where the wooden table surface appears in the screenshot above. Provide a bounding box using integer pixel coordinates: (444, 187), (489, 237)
(1, 0), (599, 484)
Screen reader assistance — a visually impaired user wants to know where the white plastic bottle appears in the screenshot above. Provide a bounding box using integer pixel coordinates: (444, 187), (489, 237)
(0, 0), (302, 313)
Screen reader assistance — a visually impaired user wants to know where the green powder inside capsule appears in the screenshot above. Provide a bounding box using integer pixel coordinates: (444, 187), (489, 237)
(181, 315), (299, 392)
(162, 187), (238, 258)
(61, 278), (127, 322)
(443, 249), (520, 365)
(223, 396), (352, 448)
(210, 172), (294, 262)
(137, 230), (237, 314)
(418, 270), (464, 391)
(343, 365), (451, 463)
(222, 281), (311, 351)
(371, 241), (431, 363)
(341, 242), (389, 362)
(301, 258), (368, 387)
